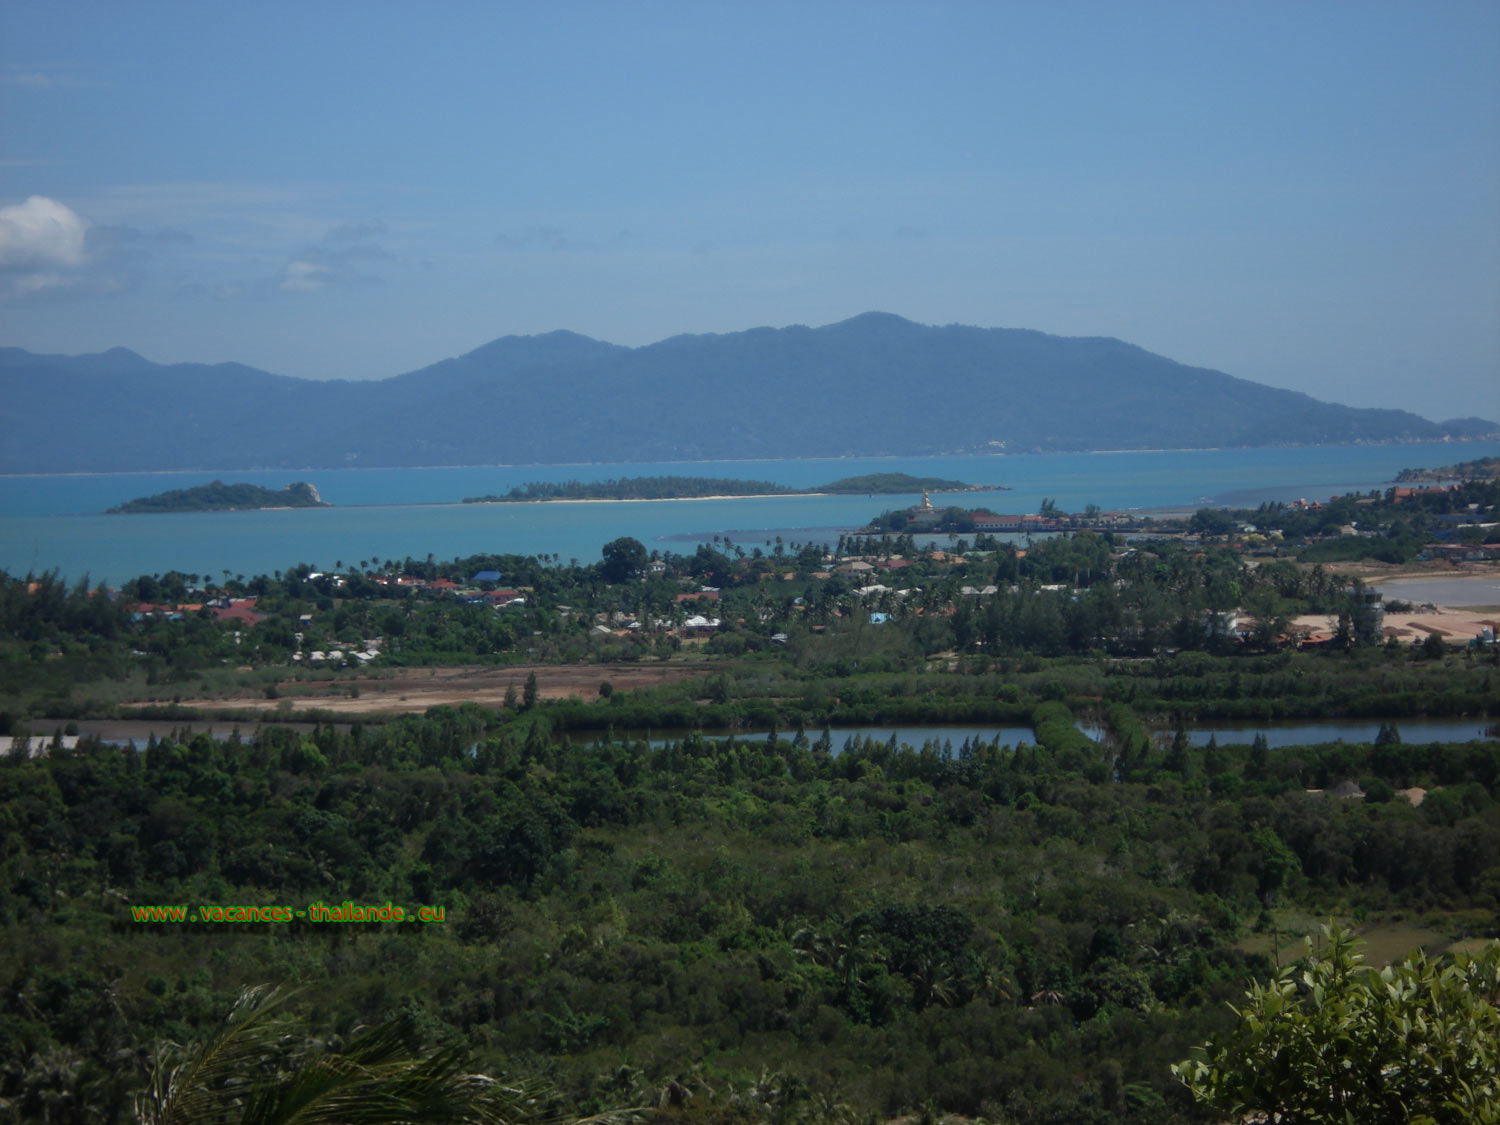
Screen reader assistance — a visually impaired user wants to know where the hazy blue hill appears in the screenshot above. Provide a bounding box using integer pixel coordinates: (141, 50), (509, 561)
(2, 316), (1494, 472)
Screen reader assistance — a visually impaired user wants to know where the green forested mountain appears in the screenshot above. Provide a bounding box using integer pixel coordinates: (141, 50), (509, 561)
(2, 315), (1494, 473)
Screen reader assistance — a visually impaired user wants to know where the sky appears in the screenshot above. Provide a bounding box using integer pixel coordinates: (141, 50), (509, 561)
(2, 1), (1497, 421)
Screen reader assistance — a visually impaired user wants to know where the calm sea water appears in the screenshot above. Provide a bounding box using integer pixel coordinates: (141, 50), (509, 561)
(3, 442), (1495, 583)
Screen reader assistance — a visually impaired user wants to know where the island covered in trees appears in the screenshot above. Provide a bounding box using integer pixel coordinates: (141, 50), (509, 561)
(106, 480), (329, 514)
(463, 472), (1001, 503)
(818, 472), (1004, 494)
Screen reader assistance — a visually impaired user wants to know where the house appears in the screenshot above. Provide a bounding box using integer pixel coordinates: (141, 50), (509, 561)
(471, 569), (502, 583)
(213, 604), (265, 627)
(972, 513), (1028, 532)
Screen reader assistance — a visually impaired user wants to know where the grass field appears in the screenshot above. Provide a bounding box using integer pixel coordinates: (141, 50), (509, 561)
(1234, 910), (1487, 967)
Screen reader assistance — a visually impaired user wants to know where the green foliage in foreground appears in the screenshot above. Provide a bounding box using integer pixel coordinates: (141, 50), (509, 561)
(1175, 925), (1500, 1124)
(3, 705), (1499, 1123)
(138, 984), (607, 1125)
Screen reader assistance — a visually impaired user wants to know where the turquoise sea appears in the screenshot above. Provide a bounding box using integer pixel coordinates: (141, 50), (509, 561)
(3, 442), (1496, 584)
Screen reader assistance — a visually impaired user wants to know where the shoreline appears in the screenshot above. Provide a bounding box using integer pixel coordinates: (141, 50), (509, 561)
(465, 492), (823, 505)
(464, 488), (1004, 505)
(5, 437), (1498, 479)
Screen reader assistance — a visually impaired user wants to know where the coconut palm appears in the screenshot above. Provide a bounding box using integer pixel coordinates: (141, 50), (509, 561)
(136, 986), (633, 1125)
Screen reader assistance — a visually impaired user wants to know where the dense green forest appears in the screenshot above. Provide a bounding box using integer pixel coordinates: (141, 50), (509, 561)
(3, 493), (1498, 1121)
(4, 704), (1499, 1122)
(107, 481), (327, 514)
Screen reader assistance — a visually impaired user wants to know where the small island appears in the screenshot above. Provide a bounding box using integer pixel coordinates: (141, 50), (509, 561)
(464, 476), (796, 503)
(463, 472), (1003, 504)
(107, 481), (329, 514)
(817, 473), (1004, 494)
(1395, 456), (1500, 483)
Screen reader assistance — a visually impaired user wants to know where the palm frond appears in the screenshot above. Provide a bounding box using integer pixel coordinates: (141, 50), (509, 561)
(137, 985), (300, 1125)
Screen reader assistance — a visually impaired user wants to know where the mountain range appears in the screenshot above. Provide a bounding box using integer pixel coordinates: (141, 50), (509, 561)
(2, 313), (1494, 473)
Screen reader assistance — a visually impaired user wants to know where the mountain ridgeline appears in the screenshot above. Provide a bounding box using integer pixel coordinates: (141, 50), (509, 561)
(2, 314), (1492, 473)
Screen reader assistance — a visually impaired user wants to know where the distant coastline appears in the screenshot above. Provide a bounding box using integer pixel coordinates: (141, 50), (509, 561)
(463, 473), (1005, 505)
(1394, 455), (1500, 483)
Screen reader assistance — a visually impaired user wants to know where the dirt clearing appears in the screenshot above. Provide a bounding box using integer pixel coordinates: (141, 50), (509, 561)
(183, 661), (715, 716)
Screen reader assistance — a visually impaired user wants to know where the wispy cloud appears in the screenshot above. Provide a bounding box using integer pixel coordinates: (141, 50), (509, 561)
(84, 181), (344, 245)
(280, 242), (392, 292)
(60, 184), (413, 299)
(88, 224), (195, 251)
(0, 63), (100, 90)
(495, 225), (573, 252)
(325, 220), (387, 242)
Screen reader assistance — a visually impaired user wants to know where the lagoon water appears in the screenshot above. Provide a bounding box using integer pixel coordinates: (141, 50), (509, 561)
(3, 442), (1496, 584)
(624, 717), (1493, 753)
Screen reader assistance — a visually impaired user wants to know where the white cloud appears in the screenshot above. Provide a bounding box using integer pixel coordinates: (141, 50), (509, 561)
(279, 243), (391, 293)
(0, 195), (196, 300)
(0, 196), (88, 271)
(282, 260), (331, 292)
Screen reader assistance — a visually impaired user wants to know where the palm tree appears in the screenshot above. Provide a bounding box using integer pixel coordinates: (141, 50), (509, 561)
(137, 986), (633, 1125)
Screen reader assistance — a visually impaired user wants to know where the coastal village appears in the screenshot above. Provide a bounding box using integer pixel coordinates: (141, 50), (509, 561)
(90, 479), (1498, 689)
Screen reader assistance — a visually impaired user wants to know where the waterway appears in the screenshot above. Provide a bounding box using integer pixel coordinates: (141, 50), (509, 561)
(12, 713), (1490, 754)
(593, 717), (1493, 753)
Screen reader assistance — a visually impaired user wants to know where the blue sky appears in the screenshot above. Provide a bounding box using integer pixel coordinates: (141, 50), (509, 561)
(2, 1), (1497, 421)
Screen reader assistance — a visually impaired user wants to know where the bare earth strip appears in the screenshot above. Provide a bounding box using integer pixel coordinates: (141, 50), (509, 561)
(184, 661), (715, 716)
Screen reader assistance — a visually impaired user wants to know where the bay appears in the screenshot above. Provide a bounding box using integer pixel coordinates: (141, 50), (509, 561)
(2, 441), (1495, 584)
